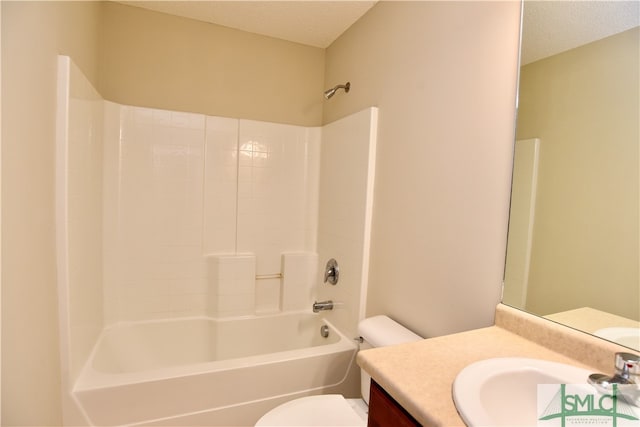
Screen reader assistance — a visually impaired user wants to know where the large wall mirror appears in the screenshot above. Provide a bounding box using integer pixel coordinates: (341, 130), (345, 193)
(503, 1), (639, 350)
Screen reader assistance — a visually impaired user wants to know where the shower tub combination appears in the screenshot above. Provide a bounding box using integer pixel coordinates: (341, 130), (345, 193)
(56, 56), (377, 426)
(73, 312), (358, 426)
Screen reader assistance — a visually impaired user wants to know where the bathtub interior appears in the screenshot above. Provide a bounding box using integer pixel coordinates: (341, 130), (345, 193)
(73, 316), (359, 426)
(89, 312), (341, 375)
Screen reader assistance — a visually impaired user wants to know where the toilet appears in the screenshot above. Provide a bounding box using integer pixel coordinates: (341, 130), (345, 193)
(255, 315), (422, 426)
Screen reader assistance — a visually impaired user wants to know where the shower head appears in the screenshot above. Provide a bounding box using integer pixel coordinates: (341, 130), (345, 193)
(324, 82), (350, 99)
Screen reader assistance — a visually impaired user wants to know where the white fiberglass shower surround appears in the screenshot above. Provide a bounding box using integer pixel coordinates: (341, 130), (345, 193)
(55, 56), (378, 426)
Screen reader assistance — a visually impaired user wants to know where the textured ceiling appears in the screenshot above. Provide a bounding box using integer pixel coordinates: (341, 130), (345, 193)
(522, 1), (640, 65)
(117, 1), (377, 48)
(116, 1), (639, 61)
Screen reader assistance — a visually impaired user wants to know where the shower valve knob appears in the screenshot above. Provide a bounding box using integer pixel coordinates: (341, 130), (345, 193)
(324, 258), (339, 285)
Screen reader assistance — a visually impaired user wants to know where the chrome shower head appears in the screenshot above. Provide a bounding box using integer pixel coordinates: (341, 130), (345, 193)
(324, 82), (350, 99)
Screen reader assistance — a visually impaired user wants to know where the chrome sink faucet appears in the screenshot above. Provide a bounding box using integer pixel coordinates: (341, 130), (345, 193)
(589, 352), (640, 386)
(312, 300), (334, 312)
(616, 352), (640, 384)
(589, 352), (640, 406)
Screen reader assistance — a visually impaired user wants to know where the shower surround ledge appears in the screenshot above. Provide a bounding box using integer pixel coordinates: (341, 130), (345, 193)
(357, 303), (640, 426)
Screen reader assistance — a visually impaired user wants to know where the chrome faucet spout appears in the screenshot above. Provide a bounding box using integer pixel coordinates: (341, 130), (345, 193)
(312, 300), (334, 313)
(588, 352), (640, 407)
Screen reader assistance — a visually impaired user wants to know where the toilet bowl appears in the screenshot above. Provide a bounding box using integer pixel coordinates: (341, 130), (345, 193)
(255, 315), (422, 427)
(255, 395), (368, 426)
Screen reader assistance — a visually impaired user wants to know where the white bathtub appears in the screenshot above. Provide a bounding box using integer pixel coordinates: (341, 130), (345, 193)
(73, 312), (358, 426)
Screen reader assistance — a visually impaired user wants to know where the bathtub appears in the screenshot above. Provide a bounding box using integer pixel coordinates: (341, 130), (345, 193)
(73, 312), (358, 426)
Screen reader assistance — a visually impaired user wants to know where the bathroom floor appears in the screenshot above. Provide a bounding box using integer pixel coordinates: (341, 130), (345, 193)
(346, 398), (369, 423)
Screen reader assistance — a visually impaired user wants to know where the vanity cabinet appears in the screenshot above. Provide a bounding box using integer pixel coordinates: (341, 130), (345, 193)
(368, 380), (422, 427)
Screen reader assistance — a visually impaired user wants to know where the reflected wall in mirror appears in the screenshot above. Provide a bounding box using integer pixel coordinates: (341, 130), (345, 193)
(503, 1), (640, 350)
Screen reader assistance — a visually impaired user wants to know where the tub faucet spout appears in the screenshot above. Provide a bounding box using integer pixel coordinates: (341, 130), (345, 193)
(313, 300), (334, 313)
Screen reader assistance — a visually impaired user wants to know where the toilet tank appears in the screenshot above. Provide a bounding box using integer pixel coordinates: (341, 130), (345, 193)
(357, 315), (422, 404)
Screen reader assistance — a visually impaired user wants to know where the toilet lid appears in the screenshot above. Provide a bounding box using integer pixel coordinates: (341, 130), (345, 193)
(255, 395), (367, 427)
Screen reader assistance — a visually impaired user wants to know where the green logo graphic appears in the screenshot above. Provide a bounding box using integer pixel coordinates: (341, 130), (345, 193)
(538, 384), (640, 427)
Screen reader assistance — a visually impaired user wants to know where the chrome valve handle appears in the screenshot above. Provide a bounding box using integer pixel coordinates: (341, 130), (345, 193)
(616, 352), (640, 382)
(324, 258), (339, 285)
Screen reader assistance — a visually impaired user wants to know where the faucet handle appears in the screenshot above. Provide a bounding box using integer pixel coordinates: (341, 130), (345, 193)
(615, 352), (640, 381)
(324, 259), (339, 285)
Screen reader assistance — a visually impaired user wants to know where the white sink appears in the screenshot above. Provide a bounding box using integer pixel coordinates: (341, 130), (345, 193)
(452, 357), (593, 426)
(594, 327), (640, 349)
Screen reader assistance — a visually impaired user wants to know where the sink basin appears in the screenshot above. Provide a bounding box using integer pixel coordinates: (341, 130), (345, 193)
(594, 327), (640, 349)
(453, 357), (593, 426)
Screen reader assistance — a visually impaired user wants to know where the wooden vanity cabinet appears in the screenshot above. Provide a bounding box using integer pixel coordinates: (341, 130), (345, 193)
(367, 380), (422, 427)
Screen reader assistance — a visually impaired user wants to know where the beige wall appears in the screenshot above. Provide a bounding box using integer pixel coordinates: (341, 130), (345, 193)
(1, 2), (101, 425)
(99, 2), (325, 127)
(516, 27), (639, 320)
(324, 1), (521, 338)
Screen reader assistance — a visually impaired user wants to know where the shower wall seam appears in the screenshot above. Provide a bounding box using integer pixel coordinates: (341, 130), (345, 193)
(200, 117), (209, 257)
(234, 119), (240, 254)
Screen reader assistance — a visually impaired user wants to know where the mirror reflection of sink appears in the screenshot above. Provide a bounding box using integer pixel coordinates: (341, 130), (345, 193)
(452, 357), (593, 426)
(594, 327), (640, 349)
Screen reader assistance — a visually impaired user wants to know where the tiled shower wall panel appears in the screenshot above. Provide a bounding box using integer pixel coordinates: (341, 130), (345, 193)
(316, 108), (378, 339)
(62, 57), (105, 382)
(203, 116), (239, 255)
(103, 104), (209, 322)
(103, 105), (320, 323)
(236, 120), (320, 276)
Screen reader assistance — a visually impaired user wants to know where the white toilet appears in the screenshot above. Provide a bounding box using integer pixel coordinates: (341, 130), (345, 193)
(255, 315), (422, 426)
